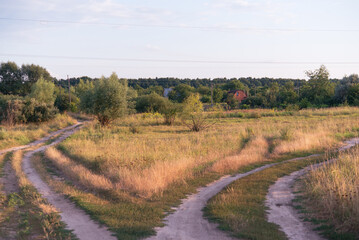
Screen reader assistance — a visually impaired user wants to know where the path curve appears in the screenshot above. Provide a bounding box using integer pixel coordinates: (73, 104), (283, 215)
(0, 123), (82, 156)
(266, 138), (359, 240)
(146, 155), (329, 239)
(21, 123), (116, 240)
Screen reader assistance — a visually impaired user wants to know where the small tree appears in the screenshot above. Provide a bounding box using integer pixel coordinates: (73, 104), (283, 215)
(181, 93), (209, 132)
(30, 76), (56, 105)
(80, 73), (127, 126)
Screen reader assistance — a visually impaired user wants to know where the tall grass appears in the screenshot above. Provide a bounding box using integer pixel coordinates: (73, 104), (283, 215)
(45, 147), (116, 191)
(0, 114), (77, 150)
(305, 147), (359, 235)
(58, 108), (359, 197)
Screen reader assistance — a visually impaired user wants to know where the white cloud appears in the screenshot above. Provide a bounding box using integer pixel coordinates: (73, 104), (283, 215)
(145, 44), (161, 51)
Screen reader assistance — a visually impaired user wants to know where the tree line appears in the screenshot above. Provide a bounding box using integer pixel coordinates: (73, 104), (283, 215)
(0, 61), (358, 128)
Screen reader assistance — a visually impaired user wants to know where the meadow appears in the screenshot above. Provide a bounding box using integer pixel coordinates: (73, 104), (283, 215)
(30, 107), (359, 239)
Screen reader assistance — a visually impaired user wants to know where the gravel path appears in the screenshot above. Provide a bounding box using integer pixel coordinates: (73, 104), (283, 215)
(21, 123), (117, 240)
(266, 138), (359, 240)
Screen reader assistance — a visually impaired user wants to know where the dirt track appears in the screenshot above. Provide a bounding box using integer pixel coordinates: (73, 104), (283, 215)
(266, 138), (359, 240)
(147, 139), (359, 240)
(21, 123), (117, 240)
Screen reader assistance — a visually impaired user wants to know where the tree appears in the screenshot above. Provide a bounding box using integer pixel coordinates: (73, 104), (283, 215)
(347, 83), (359, 106)
(334, 74), (359, 104)
(135, 93), (169, 113)
(301, 65), (335, 106)
(80, 73), (127, 126)
(168, 84), (195, 103)
(0, 61), (22, 95)
(30, 77), (56, 105)
(181, 94), (208, 132)
(21, 64), (52, 95)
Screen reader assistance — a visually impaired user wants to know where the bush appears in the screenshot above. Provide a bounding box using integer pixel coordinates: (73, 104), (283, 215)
(0, 96), (57, 125)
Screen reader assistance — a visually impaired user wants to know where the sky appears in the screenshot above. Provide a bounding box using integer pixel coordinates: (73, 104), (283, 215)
(0, 0), (358, 80)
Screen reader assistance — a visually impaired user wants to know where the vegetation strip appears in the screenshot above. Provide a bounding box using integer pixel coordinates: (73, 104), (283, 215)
(203, 139), (359, 240)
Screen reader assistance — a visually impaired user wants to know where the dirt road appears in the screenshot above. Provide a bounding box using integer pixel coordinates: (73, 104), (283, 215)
(266, 138), (359, 240)
(21, 123), (117, 240)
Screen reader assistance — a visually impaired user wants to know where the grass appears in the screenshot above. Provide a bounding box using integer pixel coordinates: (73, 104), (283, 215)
(302, 145), (359, 239)
(24, 107), (358, 239)
(0, 114), (77, 150)
(203, 156), (325, 240)
(59, 108), (359, 197)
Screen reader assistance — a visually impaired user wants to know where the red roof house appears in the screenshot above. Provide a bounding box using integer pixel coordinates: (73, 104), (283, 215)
(228, 90), (247, 103)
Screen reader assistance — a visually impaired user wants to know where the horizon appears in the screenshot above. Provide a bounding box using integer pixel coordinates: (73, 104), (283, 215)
(1, 0), (359, 80)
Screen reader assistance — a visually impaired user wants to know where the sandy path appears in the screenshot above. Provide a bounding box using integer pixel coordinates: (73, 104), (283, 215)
(266, 138), (359, 240)
(21, 124), (117, 240)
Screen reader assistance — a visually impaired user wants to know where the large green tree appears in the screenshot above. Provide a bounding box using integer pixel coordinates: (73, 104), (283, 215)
(0, 61), (22, 95)
(21, 64), (52, 95)
(30, 76), (56, 105)
(301, 65), (335, 106)
(80, 73), (127, 126)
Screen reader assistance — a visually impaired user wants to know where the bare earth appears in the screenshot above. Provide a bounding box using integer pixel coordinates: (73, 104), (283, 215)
(21, 123), (117, 240)
(266, 138), (359, 240)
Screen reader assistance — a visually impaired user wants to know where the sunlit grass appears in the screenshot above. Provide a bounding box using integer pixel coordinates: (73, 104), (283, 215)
(304, 146), (359, 238)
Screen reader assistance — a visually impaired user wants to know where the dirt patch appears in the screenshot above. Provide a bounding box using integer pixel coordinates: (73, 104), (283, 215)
(0, 160), (19, 194)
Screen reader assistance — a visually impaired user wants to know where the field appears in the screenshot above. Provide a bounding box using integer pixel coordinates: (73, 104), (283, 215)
(34, 107), (359, 239)
(1, 107), (359, 239)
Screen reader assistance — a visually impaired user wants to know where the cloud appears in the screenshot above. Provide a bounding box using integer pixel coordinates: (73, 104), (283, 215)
(145, 44), (161, 51)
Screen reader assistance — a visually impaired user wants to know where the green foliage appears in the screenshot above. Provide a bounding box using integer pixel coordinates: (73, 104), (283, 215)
(54, 87), (79, 112)
(0, 61), (22, 95)
(302, 65), (335, 105)
(80, 73), (128, 126)
(181, 94), (208, 131)
(135, 93), (169, 113)
(169, 84), (195, 103)
(30, 77), (56, 105)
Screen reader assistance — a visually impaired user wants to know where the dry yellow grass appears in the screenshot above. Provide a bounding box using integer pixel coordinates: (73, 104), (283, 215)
(58, 108), (359, 197)
(305, 147), (359, 233)
(45, 147), (115, 191)
(211, 136), (269, 173)
(11, 150), (30, 186)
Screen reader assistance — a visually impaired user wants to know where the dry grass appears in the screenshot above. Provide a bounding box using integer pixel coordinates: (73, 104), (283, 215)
(305, 146), (359, 234)
(58, 108), (359, 197)
(45, 147), (115, 191)
(0, 114), (77, 150)
(211, 136), (269, 173)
